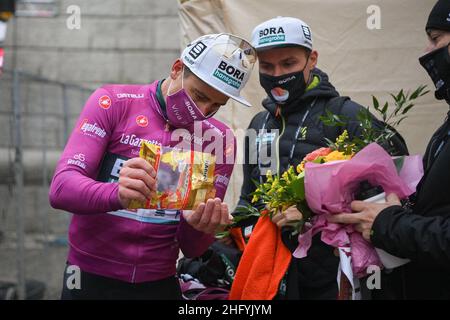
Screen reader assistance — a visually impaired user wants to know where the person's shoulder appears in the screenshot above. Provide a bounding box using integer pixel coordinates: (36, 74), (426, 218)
(323, 95), (366, 118)
(248, 109), (270, 129)
(203, 118), (235, 139)
(100, 83), (155, 101)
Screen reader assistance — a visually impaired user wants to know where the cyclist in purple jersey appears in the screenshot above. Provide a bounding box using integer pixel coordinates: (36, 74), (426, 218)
(49, 34), (257, 299)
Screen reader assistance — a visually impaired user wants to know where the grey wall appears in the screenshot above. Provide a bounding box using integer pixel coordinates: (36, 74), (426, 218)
(3, 0), (181, 86)
(0, 0), (181, 235)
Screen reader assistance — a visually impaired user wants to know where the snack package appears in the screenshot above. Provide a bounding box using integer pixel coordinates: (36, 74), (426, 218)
(128, 142), (216, 210)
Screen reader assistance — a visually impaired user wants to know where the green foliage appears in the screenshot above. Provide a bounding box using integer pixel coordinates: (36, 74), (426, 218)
(319, 85), (429, 153)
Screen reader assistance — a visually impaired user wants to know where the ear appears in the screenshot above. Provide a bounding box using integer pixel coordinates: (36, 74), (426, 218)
(307, 50), (318, 71)
(170, 59), (184, 80)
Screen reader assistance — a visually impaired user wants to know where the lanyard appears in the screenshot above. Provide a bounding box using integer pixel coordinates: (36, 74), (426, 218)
(257, 98), (317, 182)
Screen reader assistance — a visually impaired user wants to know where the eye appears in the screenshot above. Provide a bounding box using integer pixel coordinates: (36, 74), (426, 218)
(430, 34), (441, 43)
(260, 63), (273, 71)
(195, 93), (208, 102)
(282, 59), (299, 69)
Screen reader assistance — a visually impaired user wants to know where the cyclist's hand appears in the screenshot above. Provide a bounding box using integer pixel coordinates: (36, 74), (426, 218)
(118, 158), (157, 208)
(183, 198), (233, 235)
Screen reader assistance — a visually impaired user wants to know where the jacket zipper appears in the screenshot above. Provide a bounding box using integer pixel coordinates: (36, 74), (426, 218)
(276, 111), (286, 175)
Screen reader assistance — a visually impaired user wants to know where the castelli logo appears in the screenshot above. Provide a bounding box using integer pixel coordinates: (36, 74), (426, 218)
(98, 95), (112, 109)
(136, 115), (149, 127)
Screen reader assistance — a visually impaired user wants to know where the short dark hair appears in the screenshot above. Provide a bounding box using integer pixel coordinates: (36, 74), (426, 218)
(183, 66), (194, 78)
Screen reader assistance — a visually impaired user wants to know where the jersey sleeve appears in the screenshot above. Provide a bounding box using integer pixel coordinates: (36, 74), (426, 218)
(49, 87), (123, 214)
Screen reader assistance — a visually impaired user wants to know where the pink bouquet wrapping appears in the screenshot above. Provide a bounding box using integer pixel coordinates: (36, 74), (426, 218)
(293, 143), (424, 277)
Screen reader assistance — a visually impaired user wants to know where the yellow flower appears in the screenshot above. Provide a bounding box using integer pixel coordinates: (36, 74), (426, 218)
(336, 130), (349, 146)
(287, 166), (294, 175)
(266, 170), (273, 182)
(296, 161), (305, 173)
(323, 150), (353, 162)
(251, 194), (259, 203)
(271, 179), (280, 189)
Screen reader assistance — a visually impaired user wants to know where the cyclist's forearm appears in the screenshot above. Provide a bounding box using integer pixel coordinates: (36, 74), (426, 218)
(49, 169), (122, 215)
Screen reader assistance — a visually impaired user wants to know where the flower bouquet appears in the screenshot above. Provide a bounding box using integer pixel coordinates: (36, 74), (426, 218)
(235, 86), (429, 299)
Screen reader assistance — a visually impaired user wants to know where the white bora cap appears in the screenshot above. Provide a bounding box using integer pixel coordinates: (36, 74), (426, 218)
(251, 16), (313, 51)
(181, 33), (257, 107)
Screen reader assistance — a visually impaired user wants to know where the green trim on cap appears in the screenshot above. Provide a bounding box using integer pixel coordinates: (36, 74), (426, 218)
(212, 69), (242, 89)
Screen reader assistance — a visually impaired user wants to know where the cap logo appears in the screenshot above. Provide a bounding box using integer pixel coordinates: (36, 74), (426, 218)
(188, 41), (207, 60)
(301, 25), (311, 41)
(213, 60), (245, 89)
(258, 27), (285, 45)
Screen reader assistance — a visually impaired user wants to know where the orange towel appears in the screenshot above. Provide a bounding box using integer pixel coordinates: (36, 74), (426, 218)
(229, 227), (246, 252)
(229, 216), (292, 300)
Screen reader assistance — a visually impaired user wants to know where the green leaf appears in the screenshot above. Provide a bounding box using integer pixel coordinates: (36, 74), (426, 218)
(233, 204), (260, 216)
(410, 85), (428, 100)
(215, 231), (230, 239)
(382, 101), (389, 114)
(372, 95), (380, 111)
(393, 156), (405, 174)
(324, 137), (336, 149)
(396, 89), (405, 102)
(410, 86), (422, 100)
(395, 116), (408, 126)
(420, 90), (430, 97)
(389, 93), (397, 101)
(289, 177), (305, 200)
(401, 103), (414, 115)
(251, 178), (261, 188)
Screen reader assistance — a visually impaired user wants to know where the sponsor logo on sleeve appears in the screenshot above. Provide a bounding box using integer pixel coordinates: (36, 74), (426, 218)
(98, 95), (112, 109)
(136, 115), (149, 127)
(78, 119), (107, 139)
(67, 153), (86, 169)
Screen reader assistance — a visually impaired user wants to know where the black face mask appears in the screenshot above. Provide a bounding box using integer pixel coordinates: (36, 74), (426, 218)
(259, 56), (310, 106)
(419, 43), (450, 102)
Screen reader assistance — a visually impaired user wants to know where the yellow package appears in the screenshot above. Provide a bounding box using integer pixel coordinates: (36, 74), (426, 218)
(128, 142), (216, 210)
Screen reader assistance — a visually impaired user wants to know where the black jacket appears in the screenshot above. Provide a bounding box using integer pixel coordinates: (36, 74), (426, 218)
(234, 68), (407, 300)
(371, 108), (450, 300)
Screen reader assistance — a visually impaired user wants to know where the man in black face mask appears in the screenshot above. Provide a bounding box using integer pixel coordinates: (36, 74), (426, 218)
(228, 17), (407, 300)
(330, 0), (450, 299)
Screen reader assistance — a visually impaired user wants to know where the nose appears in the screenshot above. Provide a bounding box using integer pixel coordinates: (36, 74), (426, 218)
(424, 42), (436, 55)
(273, 65), (284, 77)
(197, 102), (218, 117)
(205, 104), (220, 117)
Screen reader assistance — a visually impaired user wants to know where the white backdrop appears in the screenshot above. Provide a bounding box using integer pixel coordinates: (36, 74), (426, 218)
(179, 0), (445, 208)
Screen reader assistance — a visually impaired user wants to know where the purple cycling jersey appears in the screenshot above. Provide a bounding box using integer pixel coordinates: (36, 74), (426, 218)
(49, 80), (236, 283)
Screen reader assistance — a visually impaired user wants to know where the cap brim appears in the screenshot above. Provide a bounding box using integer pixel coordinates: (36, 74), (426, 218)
(256, 43), (311, 52)
(229, 95), (252, 107)
(190, 68), (252, 107)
